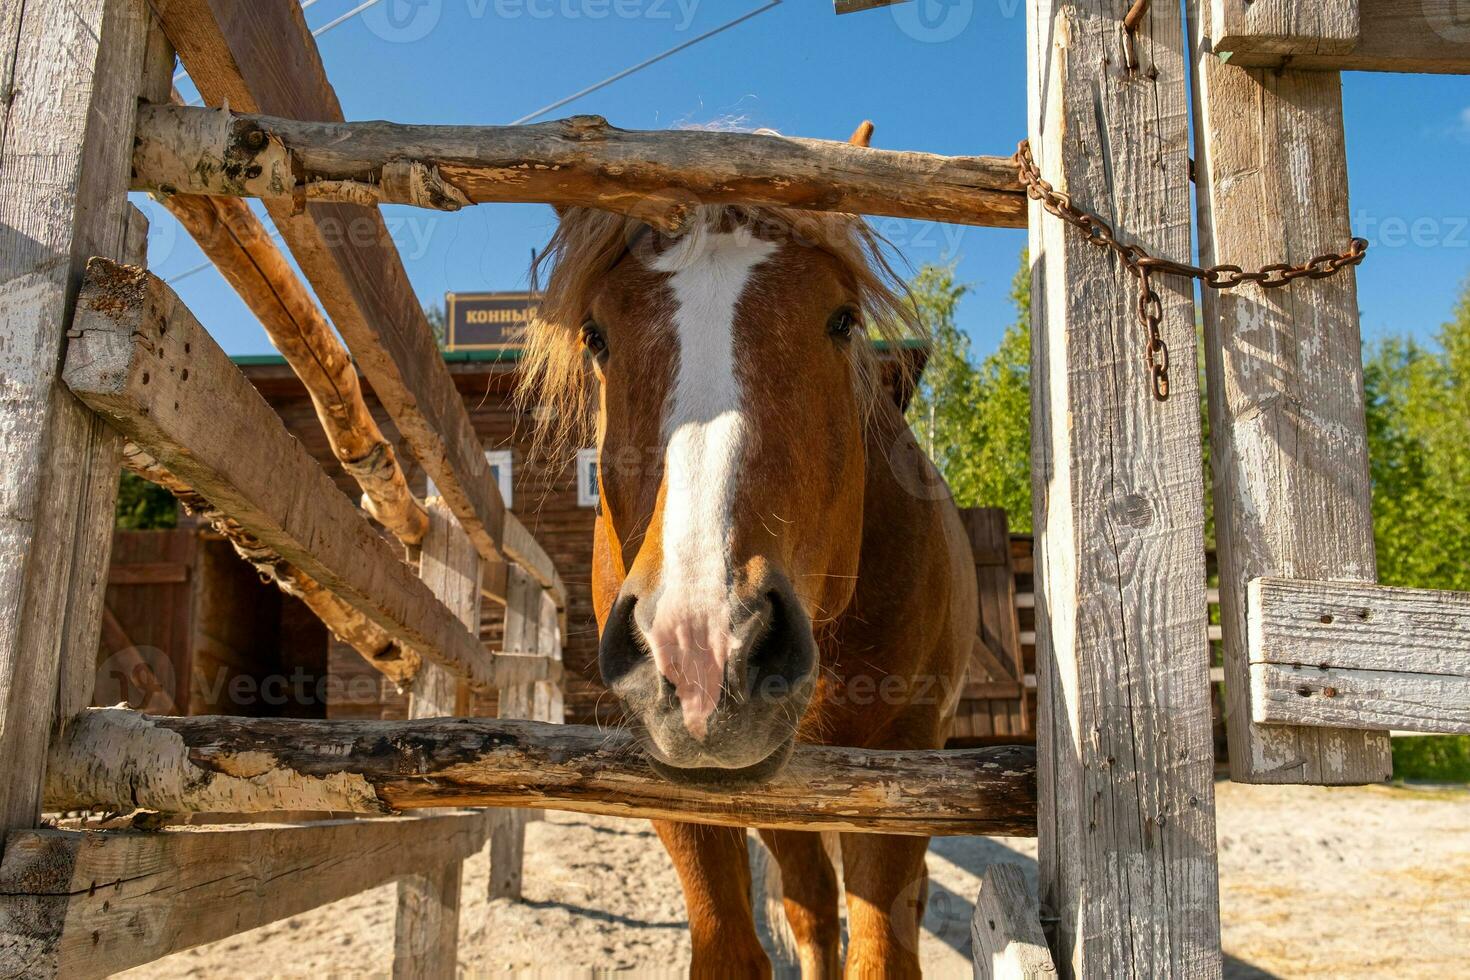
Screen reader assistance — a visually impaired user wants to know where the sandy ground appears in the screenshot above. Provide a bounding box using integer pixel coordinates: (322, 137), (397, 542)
(119, 781), (1470, 979)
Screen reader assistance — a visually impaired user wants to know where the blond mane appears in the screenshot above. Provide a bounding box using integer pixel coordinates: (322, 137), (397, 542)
(516, 204), (922, 463)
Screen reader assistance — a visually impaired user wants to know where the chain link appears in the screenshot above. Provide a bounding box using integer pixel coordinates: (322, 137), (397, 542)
(1014, 139), (1369, 402)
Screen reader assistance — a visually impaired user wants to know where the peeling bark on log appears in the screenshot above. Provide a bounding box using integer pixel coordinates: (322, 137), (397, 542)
(121, 444), (422, 689)
(133, 105), (1027, 231)
(159, 191), (428, 546)
(45, 709), (1039, 837)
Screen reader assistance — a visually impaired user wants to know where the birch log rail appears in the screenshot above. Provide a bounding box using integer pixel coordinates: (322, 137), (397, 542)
(44, 709), (1039, 838)
(131, 104), (1028, 230)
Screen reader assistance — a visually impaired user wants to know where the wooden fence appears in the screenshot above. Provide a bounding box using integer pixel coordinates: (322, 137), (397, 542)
(2, 1), (1468, 978)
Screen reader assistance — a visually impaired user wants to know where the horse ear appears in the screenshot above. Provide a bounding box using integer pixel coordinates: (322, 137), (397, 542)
(849, 120), (874, 148)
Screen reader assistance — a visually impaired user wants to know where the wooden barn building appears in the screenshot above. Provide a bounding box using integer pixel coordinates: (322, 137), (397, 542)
(97, 296), (1037, 744)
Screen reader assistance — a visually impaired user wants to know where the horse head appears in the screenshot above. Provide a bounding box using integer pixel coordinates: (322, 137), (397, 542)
(522, 123), (916, 782)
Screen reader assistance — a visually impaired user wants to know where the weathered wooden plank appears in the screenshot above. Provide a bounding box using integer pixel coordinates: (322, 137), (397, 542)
(133, 104), (1028, 231)
(394, 500), (480, 980)
(502, 515), (566, 622)
(45, 708), (1038, 837)
(55, 202), (156, 725)
(62, 260), (550, 694)
(409, 500), (482, 719)
(393, 862), (461, 980)
(1188, 6), (1394, 785)
(149, 0), (561, 603)
(489, 565), (541, 899)
(0, 0), (148, 843)
(971, 864), (1057, 980)
(0, 814), (489, 980)
(1249, 578), (1470, 735)
(1027, 1), (1222, 975)
(1209, 0), (1359, 57)
(1211, 0), (1470, 73)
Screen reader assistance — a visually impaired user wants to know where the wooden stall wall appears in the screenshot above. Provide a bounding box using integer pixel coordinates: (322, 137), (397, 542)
(96, 530), (197, 715)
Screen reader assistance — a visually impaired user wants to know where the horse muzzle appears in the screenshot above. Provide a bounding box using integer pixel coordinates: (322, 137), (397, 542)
(598, 571), (818, 781)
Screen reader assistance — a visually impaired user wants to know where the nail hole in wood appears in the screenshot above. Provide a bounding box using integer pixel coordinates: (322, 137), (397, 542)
(1319, 614), (1334, 624)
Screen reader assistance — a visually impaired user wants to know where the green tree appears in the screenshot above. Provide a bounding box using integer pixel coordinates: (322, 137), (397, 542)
(424, 303), (448, 347)
(904, 256), (1033, 529)
(1363, 277), (1470, 592)
(115, 471), (177, 530)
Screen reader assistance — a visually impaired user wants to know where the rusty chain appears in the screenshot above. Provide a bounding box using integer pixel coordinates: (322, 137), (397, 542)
(1014, 139), (1369, 401)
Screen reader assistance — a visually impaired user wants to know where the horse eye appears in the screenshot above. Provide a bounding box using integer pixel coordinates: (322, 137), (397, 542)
(582, 322), (608, 357)
(828, 307), (859, 339)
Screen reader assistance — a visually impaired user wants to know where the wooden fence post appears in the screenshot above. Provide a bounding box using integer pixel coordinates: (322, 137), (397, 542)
(487, 565), (544, 900)
(1188, 3), (1394, 785)
(971, 864), (1057, 980)
(394, 501), (481, 980)
(0, 0), (152, 843)
(1026, 1), (1222, 975)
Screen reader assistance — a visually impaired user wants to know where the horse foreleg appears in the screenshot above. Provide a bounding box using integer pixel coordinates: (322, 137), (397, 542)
(838, 832), (929, 979)
(654, 819), (771, 979)
(758, 829), (842, 979)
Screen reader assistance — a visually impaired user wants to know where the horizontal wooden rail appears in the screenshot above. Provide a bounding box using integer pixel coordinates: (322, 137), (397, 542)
(1212, 0), (1470, 73)
(63, 258), (556, 693)
(0, 813), (489, 979)
(1249, 577), (1470, 735)
(133, 103), (1027, 230)
(46, 709), (1038, 837)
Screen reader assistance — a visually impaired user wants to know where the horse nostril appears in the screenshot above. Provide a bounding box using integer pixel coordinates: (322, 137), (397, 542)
(742, 586), (815, 697)
(598, 593), (645, 688)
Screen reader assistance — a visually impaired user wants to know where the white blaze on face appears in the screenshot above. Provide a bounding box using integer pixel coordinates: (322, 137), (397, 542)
(638, 225), (777, 739)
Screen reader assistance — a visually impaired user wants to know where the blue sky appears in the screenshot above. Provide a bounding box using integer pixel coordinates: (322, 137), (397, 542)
(148, 0), (1470, 357)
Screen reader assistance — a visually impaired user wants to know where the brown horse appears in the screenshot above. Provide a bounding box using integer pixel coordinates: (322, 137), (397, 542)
(520, 126), (977, 978)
